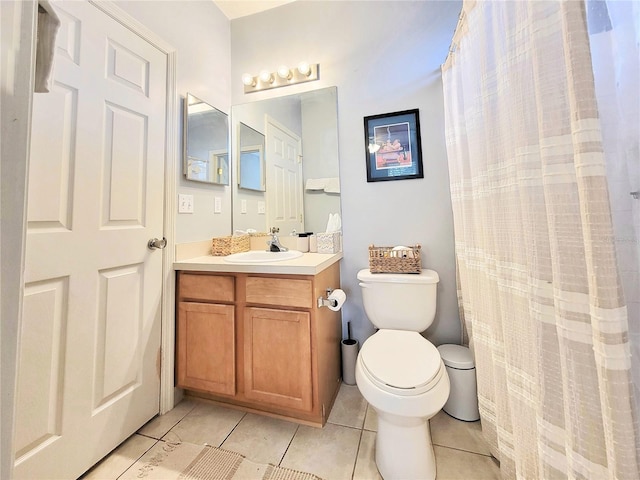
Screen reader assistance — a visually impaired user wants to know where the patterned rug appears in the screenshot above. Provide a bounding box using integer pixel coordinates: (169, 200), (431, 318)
(179, 445), (322, 480)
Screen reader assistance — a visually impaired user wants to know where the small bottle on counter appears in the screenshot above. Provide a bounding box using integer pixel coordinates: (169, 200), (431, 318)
(309, 234), (317, 253)
(296, 233), (310, 252)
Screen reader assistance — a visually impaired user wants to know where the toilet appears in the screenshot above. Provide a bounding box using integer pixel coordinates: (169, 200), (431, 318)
(355, 269), (450, 480)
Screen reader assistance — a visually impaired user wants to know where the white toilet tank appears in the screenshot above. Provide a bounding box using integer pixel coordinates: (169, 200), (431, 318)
(357, 269), (439, 331)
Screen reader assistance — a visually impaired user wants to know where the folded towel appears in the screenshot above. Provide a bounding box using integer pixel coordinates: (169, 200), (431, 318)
(324, 177), (340, 193)
(35, 1), (60, 93)
(305, 178), (326, 190)
(305, 177), (340, 193)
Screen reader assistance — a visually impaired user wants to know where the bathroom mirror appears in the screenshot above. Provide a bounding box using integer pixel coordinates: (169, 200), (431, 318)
(231, 86), (341, 235)
(184, 93), (229, 185)
(238, 122), (265, 191)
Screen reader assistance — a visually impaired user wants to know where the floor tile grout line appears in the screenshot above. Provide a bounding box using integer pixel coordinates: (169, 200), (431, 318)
(115, 438), (161, 480)
(326, 422), (366, 433)
(349, 429), (365, 480)
(219, 411), (248, 448)
(326, 420), (366, 430)
(433, 443), (494, 458)
(277, 424), (300, 467)
(135, 402), (198, 441)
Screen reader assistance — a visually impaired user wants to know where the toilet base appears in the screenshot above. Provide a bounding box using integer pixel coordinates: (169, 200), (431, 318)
(375, 410), (436, 480)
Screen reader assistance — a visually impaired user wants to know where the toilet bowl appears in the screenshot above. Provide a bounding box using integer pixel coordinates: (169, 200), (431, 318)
(355, 269), (450, 480)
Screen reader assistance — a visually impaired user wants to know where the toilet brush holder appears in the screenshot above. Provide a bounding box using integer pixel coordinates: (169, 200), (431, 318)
(341, 339), (359, 385)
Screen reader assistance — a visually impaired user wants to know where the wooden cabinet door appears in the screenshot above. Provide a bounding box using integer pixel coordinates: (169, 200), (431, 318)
(244, 307), (312, 411)
(177, 302), (235, 396)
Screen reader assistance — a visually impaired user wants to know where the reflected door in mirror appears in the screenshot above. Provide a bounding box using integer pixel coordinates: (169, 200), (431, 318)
(184, 93), (229, 185)
(231, 86), (340, 235)
(238, 122), (265, 191)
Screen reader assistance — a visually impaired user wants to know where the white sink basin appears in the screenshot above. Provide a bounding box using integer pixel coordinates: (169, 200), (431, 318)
(223, 250), (303, 264)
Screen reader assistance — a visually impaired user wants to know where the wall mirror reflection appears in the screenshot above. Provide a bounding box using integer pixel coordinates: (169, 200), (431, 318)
(184, 93), (229, 185)
(231, 87), (340, 235)
(238, 122), (265, 191)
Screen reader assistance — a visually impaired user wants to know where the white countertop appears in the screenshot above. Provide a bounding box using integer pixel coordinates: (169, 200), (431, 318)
(174, 251), (343, 275)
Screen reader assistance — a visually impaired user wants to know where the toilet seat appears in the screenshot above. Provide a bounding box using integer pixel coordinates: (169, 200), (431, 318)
(359, 330), (443, 396)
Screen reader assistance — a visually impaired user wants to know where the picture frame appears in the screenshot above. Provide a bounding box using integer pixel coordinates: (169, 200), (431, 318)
(364, 109), (423, 182)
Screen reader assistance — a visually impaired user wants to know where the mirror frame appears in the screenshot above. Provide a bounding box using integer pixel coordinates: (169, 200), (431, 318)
(183, 93), (230, 185)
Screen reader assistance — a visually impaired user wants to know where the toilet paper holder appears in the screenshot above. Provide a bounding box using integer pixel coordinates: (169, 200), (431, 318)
(318, 288), (338, 308)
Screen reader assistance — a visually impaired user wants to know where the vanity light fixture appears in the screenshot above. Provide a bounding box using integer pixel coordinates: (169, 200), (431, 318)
(242, 62), (320, 93)
(297, 61), (311, 76)
(259, 70), (274, 84)
(277, 65), (292, 80)
(241, 73), (256, 87)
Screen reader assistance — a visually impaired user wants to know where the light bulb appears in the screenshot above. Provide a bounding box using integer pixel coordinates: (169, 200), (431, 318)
(277, 65), (292, 80)
(297, 61), (311, 76)
(259, 70), (273, 83)
(241, 73), (255, 86)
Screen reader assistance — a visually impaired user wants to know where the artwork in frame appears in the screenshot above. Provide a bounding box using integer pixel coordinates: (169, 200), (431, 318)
(364, 109), (424, 182)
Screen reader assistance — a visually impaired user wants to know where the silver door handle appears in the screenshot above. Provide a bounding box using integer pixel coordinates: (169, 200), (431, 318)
(148, 237), (167, 250)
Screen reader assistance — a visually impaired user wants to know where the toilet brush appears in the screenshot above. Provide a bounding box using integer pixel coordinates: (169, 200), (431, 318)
(341, 321), (358, 385)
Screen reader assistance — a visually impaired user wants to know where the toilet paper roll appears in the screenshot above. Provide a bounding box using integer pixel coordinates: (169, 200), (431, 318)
(328, 289), (346, 311)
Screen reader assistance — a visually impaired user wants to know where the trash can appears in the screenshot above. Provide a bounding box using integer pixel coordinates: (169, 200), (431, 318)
(437, 344), (480, 421)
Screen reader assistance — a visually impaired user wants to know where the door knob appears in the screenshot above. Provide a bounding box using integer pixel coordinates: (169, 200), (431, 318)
(148, 237), (167, 250)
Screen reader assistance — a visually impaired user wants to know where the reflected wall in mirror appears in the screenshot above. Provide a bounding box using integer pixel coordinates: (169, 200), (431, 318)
(231, 87), (341, 236)
(238, 122), (265, 191)
(184, 93), (229, 185)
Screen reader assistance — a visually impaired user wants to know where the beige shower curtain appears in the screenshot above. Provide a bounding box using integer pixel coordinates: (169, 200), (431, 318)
(442, 1), (639, 478)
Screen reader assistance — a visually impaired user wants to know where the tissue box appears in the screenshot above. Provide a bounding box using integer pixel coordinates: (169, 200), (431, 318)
(316, 232), (341, 254)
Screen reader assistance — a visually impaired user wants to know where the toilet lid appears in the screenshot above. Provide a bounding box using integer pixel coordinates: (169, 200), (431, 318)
(359, 330), (442, 395)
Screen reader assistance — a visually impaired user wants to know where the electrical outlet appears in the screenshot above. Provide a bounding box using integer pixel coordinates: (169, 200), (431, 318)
(214, 196), (222, 213)
(240, 199), (247, 214)
(257, 201), (265, 214)
(178, 194), (194, 213)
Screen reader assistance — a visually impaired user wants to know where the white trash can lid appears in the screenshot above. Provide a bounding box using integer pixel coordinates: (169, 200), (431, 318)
(437, 344), (475, 369)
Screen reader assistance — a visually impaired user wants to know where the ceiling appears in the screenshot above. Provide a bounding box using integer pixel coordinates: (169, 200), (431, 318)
(213, 0), (297, 20)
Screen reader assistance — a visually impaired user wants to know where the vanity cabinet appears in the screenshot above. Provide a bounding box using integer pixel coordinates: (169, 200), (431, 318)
(177, 274), (236, 396)
(243, 307), (312, 411)
(175, 262), (342, 426)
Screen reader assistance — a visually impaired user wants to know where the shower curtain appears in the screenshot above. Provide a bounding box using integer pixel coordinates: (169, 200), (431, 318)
(442, 1), (639, 478)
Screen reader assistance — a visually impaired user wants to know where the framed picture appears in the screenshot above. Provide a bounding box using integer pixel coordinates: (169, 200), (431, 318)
(364, 109), (423, 182)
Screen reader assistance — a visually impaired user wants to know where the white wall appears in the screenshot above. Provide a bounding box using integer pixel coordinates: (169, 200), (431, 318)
(301, 91), (341, 235)
(116, 0), (232, 243)
(230, 1), (463, 346)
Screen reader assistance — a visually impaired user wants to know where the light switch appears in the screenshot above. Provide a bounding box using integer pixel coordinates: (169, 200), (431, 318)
(214, 196), (222, 213)
(240, 199), (247, 214)
(257, 201), (265, 214)
(178, 194), (194, 213)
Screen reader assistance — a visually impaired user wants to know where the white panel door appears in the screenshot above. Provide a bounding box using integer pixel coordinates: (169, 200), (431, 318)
(266, 117), (304, 234)
(14, 1), (167, 478)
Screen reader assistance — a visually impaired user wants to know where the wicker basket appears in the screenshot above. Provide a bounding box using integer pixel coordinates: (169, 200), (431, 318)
(211, 234), (250, 256)
(368, 244), (422, 274)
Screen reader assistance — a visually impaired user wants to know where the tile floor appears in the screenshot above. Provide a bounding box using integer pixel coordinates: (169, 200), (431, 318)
(83, 383), (501, 479)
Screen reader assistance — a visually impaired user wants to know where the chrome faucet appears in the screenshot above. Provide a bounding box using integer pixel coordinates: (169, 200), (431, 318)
(267, 227), (288, 252)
